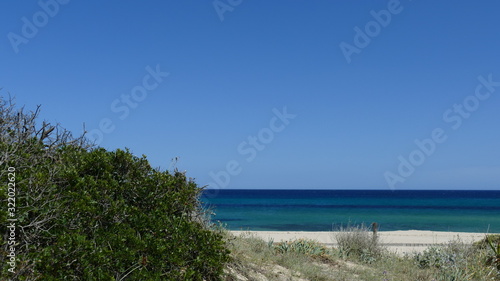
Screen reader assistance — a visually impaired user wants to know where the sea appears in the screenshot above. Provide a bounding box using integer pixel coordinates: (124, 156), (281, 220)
(201, 189), (500, 233)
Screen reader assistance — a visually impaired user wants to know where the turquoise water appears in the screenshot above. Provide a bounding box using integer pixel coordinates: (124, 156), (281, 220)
(201, 190), (500, 232)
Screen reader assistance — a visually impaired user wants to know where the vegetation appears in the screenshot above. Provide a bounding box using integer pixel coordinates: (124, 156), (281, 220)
(224, 229), (500, 281)
(333, 223), (383, 263)
(475, 235), (500, 271)
(224, 231), (338, 281)
(412, 239), (490, 280)
(272, 238), (329, 257)
(2, 97), (500, 280)
(0, 98), (229, 280)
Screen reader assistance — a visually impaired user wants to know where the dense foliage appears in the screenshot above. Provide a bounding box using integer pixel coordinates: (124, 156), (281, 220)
(0, 98), (229, 280)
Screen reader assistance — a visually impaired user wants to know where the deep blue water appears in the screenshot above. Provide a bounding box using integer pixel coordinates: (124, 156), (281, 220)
(201, 189), (500, 232)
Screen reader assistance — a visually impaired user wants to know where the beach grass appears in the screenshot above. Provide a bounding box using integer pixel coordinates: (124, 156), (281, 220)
(223, 230), (500, 281)
(333, 223), (384, 263)
(223, 231), (337, 280)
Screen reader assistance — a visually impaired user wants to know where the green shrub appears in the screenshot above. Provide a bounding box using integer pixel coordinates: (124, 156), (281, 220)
(485, 236), (500, 271)
(414, 246), (456, 269)
(272, 238), (328, 257)
(0, 99), (229, 280)
(412, 239), (494, 280)
(473, 234), (500, 250)
(472, 235), (500, 271)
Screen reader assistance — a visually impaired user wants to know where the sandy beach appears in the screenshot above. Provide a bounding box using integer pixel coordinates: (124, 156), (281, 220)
(231, 230), (493, 255)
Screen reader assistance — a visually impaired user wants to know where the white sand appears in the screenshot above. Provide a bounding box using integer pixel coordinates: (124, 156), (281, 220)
(231, 230), (493, 255)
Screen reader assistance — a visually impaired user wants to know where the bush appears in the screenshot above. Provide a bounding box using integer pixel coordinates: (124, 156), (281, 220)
(272, 238), (328, 257)
(414, 246), (457, 269)
(333, 223), (382, 263)
(412, 239), (497, 280)
(0, 98), (229, 280)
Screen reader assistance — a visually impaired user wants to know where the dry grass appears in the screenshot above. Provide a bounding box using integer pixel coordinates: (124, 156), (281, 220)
(333, 223), (384, 263)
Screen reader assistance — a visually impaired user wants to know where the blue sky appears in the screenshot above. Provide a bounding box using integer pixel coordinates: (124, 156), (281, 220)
(2, 0), (500, 190)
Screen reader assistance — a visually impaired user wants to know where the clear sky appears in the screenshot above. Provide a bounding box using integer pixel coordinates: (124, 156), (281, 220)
(2, 1), (500, 190)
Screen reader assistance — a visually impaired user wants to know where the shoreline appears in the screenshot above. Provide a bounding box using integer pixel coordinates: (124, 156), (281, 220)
(231, 230), (496, 255)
